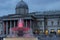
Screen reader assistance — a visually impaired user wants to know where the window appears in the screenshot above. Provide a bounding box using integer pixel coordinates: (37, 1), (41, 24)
(51, 21), (53, 26)
(20, 8), (24, 14)
(58, 20), (60, 26)
(58, 21), (59, 25)
(58, 29), (60, 34)
(38, 21), (42, 27)
(51, 29), (54, 32)
(47, 21), (51, 26)
(45, 30), (48, 35)
(39, 21), (42, 25)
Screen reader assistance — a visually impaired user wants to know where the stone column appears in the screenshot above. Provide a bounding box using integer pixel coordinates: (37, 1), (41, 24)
(32, 21), (34, 29)
(14, 20), (16, 36)
(44, 17), (47, 33)
(42, 21), (44, 32)
(26, 20), (27, 28)
(6, 21), (8, 35)
(30, 20), (32, 28)
(10, 21), (12, 35)
(2, 22), (4, 35)
(14, 20), (16, 28)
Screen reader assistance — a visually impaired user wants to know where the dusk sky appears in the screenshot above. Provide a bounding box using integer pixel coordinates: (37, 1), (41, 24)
(0, 0), (60, 16)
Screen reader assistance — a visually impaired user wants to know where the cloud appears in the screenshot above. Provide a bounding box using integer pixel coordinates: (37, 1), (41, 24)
(0, 0), (18, 16)
(0, 0), (60, 16)
(45, 1), (60, 10)
(24, 0), (60, 12)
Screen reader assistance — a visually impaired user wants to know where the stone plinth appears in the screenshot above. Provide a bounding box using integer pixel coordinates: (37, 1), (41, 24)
(3, 37), (38, 40)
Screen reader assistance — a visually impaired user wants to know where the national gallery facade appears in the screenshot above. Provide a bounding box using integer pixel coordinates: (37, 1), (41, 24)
(0, 0), (60, 36)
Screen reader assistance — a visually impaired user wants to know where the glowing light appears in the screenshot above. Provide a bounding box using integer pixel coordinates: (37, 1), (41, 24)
(45, 30), (48, 35)
(11, 18), (30, 32)
(58, 30), (60, 34)
(18, 18), (24, 28)
(51, 30), (54, 32)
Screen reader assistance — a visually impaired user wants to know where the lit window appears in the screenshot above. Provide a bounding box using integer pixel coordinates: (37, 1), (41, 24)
(40, 30), (43, 34)
(58, 30), (60, 34)
(45, 30), (48, 35)
(51, 30), (54, 32)
(34, 29), (40, 34)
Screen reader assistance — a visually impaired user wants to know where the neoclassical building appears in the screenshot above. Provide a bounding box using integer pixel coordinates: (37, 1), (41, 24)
(0, 0), (60, 36)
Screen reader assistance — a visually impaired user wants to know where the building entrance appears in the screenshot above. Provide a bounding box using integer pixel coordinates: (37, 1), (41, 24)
(50, 31), (56, 35)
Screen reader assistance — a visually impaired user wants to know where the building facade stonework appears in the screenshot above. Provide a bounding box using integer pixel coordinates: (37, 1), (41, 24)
(0, 0), (60, 36)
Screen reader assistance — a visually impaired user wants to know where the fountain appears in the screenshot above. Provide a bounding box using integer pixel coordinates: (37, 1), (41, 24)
(3, 18), (38, 40)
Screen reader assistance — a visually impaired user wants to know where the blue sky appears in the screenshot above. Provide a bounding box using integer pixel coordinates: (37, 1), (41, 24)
(0, 0), (60, 16)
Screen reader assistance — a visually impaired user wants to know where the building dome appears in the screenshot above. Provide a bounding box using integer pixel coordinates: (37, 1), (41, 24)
(16, 0), (28, 9)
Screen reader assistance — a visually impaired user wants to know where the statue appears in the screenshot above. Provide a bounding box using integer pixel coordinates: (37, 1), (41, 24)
(4, 18), (39, 40)
(8, 18), (34, 37)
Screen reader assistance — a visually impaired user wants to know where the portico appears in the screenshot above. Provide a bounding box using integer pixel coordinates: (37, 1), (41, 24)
(2, 18), (35, 35)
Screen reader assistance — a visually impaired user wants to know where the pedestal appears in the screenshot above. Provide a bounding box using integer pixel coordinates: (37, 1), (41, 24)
(3, 37), (38, 40)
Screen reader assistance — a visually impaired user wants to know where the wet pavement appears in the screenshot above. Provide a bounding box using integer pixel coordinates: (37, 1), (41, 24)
(0, 34), (60, 40)
(37, 35), (60, 40)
